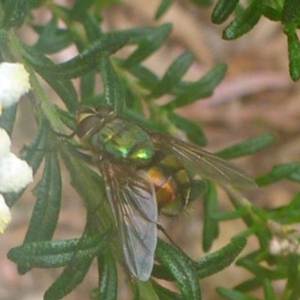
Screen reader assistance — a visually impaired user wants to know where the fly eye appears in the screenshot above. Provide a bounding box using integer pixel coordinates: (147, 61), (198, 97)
(95, 106), (114, 118)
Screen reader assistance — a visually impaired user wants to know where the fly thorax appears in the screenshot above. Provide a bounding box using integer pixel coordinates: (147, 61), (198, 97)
(127, 139), (155, 165)
(97, 119), (155, 165)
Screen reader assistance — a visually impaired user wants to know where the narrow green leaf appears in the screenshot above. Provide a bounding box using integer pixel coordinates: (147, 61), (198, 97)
(134, 281), (160, 300)
(270, 193), (300, 223)
(122, 23), (172, 68)
(155, 0), (173, 20)
(149, 52), (194, 98)
(43, 233), (109, 300)
(114, 27), (159, 45)
(287, 165), (300, 181)
(33, 18), (75, 54)
(122, 108), (162, 132)
(164, 64), (227, 109)
(216, 287), (260, 300)
(8, 234), (107, 269)
(121, 77), (144, 111)
(22, 44), (78, 112)
(22, 42), (54, 69)
(211, 0), (239, 24)
(80, 71), (96, 100)
(286, 255), (300, 300)
(21, 152), (61, 252)
(152, 280), (183, 300)
(151, 263), (173, 281)
(44, 256), (92, 300)
(52, 108), (75, 133)
(43, 75), (78, 113)
(262, 5), (282, 21)
(223, 0), (263, 40)
(235, 277), (263, 292)
(124, 63), (159, 90)
(281, 0), (300, 24)
(197, 237), (246, 278)
(235, 250), (261, 264)
(213, 208), (248, 221)
(23, 32), (129, 79)
(70, 0), (95, 22)
(2, 0), (29, 28)
(167, 112), (207, 146)
(263, 279), (277, 300)
(24, 152), (61, 229)
(156, 239), (201, 300)
(94, 252), (118, 300)
(255, 162), (300, 186)
(202, 181), (219, 252)
(215, 134), (275, 159)
(82, 12), (102, 42)
(98, 56), (125, 112)
(27, 0), (45, 9)
(237, 259), (286, 280)
(78, 29), (129, 58)
(233, 227), (258, 241)
(286, 31), (300, 81)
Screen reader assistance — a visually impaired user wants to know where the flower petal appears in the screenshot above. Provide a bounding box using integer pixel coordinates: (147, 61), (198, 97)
(0, 153), (33, 193)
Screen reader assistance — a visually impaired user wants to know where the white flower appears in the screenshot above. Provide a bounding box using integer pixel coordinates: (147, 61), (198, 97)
(0, 128), (11, 158)
(269, 236), (300, 255)
(0, 153), (33, 193)
(0, 194), (11, 233)
(0, 62), (30, 112)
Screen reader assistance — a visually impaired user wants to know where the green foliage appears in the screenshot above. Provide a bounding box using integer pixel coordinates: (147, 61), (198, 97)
(202, 181), (219, 252)
(215, 134), (275, 159)
(94, 252), (118, 300)
(210, 0), (300, 81)
(0, 0), (300, 299)
(156, 239), (202, 300)
(155, 0), (173, 19)
(21, 150), (62, 273)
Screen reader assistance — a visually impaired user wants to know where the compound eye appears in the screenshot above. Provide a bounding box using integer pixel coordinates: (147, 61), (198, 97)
(95, 106), (114, 118)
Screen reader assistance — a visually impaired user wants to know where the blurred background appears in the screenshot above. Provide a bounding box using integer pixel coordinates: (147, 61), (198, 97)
(1, 0), (299, 299)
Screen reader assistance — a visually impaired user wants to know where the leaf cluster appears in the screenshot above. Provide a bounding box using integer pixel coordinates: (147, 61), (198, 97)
(210, 0), (300, 81)
(158, 0), (300, 81)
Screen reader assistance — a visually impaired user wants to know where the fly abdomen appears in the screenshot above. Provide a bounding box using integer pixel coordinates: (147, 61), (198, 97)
(146, 153), (191, 215)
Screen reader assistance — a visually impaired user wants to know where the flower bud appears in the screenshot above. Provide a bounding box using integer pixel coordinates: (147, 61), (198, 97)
(0, 62), (30, 113)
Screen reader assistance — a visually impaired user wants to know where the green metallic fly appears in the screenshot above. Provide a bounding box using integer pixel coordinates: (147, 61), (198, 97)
(75, 106), (256, 281)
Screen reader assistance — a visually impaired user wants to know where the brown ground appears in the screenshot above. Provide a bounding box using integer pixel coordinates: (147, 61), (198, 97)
(1, 0), (300, 299)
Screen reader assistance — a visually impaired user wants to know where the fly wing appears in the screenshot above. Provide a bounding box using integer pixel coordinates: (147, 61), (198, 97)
(151, 132), (256, 189)
(98, 159), (157, 281)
